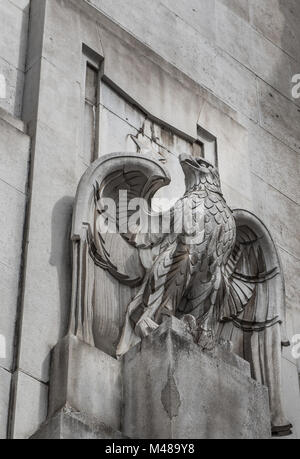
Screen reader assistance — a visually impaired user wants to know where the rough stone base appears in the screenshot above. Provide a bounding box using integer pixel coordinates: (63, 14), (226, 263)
(31, 407), (125, 440)
(48, 334), (122, 431)
(123, 317), (272, 439)
(32, 319), (272, 439)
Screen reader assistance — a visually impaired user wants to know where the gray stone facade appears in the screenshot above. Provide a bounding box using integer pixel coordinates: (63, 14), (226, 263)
(0, 0), (299, 439)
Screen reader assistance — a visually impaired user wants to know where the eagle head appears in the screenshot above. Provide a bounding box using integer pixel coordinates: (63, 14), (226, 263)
(179, 154), (222, 194)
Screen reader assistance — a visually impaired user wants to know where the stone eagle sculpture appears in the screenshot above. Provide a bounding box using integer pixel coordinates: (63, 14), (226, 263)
(70, 152), (291, 436)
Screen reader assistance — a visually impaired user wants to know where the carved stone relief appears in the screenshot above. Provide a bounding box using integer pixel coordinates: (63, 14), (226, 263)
(70, 149), (292, 436)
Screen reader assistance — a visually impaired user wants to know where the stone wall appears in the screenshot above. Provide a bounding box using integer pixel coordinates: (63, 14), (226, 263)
(0, 0), (31, 442)
(0, 0), (299, 439)
(0, 0), (31, 439)
(0, 110), (30, 439)
(0, 0), (30, 117)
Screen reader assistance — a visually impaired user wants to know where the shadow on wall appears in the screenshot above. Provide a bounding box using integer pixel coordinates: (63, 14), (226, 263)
(50, 197), (74, 339)
(15, 2), (30, 117)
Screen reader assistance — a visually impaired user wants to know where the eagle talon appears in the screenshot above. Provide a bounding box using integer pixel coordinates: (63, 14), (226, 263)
(135, 317), (159, 338)
(197, 329), (217, 351)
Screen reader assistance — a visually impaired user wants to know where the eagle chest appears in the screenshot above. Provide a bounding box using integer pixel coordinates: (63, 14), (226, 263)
(204, 192), (236, 264)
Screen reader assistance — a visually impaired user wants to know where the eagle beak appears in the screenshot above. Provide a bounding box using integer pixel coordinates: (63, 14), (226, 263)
(179, 154), (198, 168)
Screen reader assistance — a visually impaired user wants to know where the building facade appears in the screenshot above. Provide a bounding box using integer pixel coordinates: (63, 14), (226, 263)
(0, 0), (299, 439)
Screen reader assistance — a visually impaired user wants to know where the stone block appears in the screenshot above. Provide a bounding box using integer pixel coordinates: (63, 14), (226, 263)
(217, 1), (297, 102)
(101, 83), (146, 132)
(281, 358), (300, 439)
(248, 122), (300, 205)
(0, 0), (29, 71)
(277, 247), (300, 306)
(251, 175), (300, 260)
(99, 106), (139, 158)
(32, 408), (125, 440)
(92, 1), (208, 138)
(37, 59), (81, 145)
(0, 263), (20, 371)
(41, 0), (82, 80)
(258, 80), (300, 153)
(12, 371), (48, 439)
(249, 28), (296, 102)
(222, 182), (253, 213)
(198, 100), (253, 208)
(0, 117), (30, 194)
(48, 335), (122, 432)
(215, 49), (258, 122)
(25, 0), (46, 74)
(216, 3), (251, 69)
(249, 0), (300, 63)
(0, 57), (24, 118)
(17, 123), (77, 383)
(8, 0), (30, 11)
(0, 180), (26, 270)
(0, 367), (10, 439)
(160, 0), (216, 41)
(123, 317), (271, 439)
(217, 0), (250, 21)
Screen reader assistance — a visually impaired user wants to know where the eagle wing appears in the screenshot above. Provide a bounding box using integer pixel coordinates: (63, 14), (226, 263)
(219, 209), (287, 336)
(218, 209), (291, 435)
(70, 153), (171, 345)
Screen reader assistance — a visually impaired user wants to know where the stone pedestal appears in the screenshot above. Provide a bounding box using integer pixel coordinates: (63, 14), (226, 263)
(31, 407), (125, 440)
(32, 334), (123, 439)
(123, 317), (271, 439)
(33, 320), (271, 439)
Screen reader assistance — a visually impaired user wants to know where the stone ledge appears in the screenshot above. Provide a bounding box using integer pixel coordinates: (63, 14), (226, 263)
(0, 106), (27, 133)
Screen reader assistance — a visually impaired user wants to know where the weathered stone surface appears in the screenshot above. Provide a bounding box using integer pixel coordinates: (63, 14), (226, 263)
(39, 0), (81, 80)
(48, 335), (122, 432)
(69, 147), (288, 431)
(123, 318), (271, 439)
(0, 367), (10, 439)
(90, 0), (217, 109)
(0, 0), (29, 117)
(12, 371), (48, 439)
(0, 117), (30, 194)
(278, 248), (300, 306)
(101, 83), (146, 132)
(17, 122), (76, 383)
(0, 57), (24, 118)
(198, 100), (253, 209)
(0, 264), (20, 371)
(248, 122), (300, 205)
(251, 175), (300, 260)
(160, 0), (216, 41)
(0, 0), (29, 71)
(249, 0), (300, 64)
(0, 180), (26, 270)
(215, 49), (258, 122)
(32, 408), (125, 440)
(216, 2), (297, 102)
(217, 0), (249, 21)
(99, 106), (139, 156)
(249, 29), (296, 103)
(281, 358), (300, 439)
(0, 102), (30, 375)
(258, 80), (300, 153)
(216, 3), (251, 69)
(3, 0), (299, 441)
